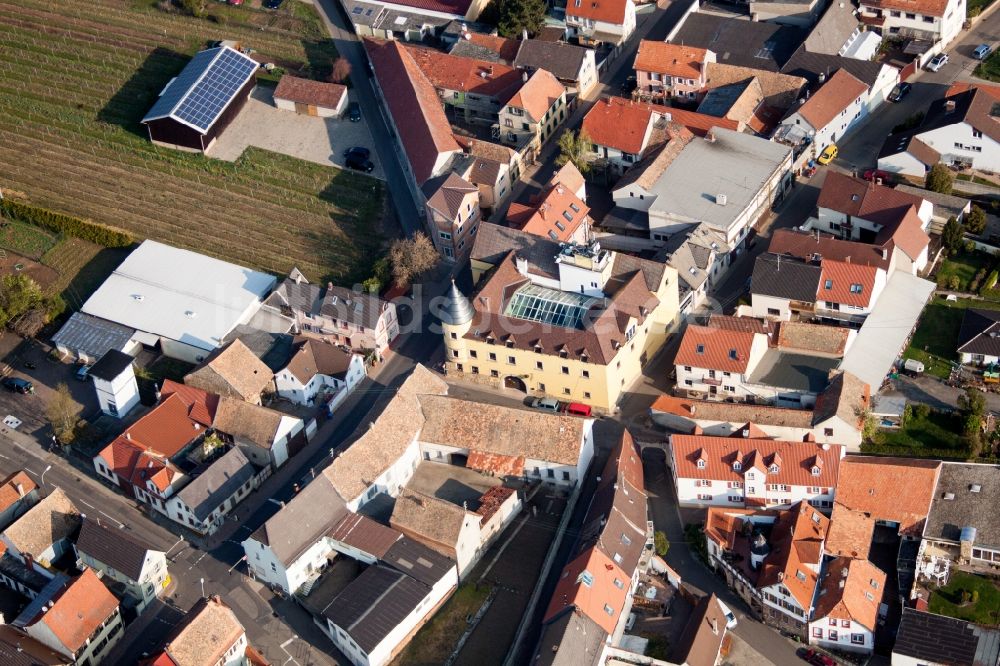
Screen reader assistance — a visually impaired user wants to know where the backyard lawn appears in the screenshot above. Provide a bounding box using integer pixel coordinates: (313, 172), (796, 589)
(929, 571), (1000, 625)
(0, 0), (384, 285)
(936, 250), (996, 292)
(392, 583), (493, 665)
(0, 220), (58, 260)
(904, 297), (1000, 379)
(865, 408), (969, 458)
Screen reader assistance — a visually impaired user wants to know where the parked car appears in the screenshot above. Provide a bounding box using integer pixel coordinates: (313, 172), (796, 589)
(927, 53), (949, 71)
(1, 377), (33, 394)
(348, 102), (361, 122)
(717, 601), (738, 629)
(863, 168), (893, 183)
(345, 152), (374, 173)
(799, 648), (836, 666)
(531, 397), (561, 412)
(817, 144), (838, 165)
(75, 364), (92, 382)
(561, 402), (592, 417)
(343, 146), (370, 159)
(974, 43), (993, 60)
(620, 75), (637, 93)
(888, 82), (912, 102)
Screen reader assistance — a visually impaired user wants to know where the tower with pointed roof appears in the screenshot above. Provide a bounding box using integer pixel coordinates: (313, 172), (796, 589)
(441, 280), (475, 369)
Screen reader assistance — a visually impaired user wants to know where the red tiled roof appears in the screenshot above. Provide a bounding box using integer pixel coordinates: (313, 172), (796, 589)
(465, 33), (520, 62)
(475, 486), (516, 525)
(945, 81), (1000, 99)
(160, 379), (217, 427)
(467, 450), (525, 477)
(403, 44), (524, 99)
(704, 507), (764, 549)
(582, 97), (657, 155)
(768, 229), (892, 271)
(664, 106), (740, 137)
(36, 569), (118, 654)
(861, 0), (949, 17)
(506, 69), (564, 121)
(756, 502), (829, 609)
(887, 205), (930, 262)
(0, 471), (36, 513)
(829, 456), (941, 536)
(377, 0), (474, 17)
(544, 547), (630, 633)
(634, 41), (711, 79)
(818, 259), (879, 308)
(813, 557), (886, 631)
(797, 69), (868, 131)
(364, 39), (461, 185)
(566, 0), (630, 25)
(273, 76), (347, 109)
(673, 325), (758, 373)
(670, 435), (843, 488)
(515, 182), (589, 242)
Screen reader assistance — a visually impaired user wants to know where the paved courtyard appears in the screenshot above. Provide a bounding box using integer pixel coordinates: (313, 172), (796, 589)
(209, 86), (385, 179)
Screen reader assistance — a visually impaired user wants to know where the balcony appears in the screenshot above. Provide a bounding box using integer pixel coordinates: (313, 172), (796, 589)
(814, 307), (868, 326)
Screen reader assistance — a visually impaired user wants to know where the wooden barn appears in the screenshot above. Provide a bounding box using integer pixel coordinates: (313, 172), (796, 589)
(141, 46), (258, 153)
(273, 76), (348, 118)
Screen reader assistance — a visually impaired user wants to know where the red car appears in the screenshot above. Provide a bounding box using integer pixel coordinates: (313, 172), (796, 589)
(799, 648), (836, 666)
(863, 169), (893, 184)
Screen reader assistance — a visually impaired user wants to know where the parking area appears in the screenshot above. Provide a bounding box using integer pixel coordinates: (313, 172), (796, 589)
(209, 86), (385, 179)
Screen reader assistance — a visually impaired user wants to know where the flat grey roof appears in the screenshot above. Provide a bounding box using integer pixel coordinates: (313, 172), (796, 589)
(925, 462), (1000, 550)
(838, 271), (935, 390)
(748, 349), (839, 393)
(648, 128), (791, 235)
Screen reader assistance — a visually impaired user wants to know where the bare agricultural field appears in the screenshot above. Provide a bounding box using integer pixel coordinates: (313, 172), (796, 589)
(0, 0), (384, 285)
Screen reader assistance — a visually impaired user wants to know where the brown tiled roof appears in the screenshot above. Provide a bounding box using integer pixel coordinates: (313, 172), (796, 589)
(818, 259), (879, 308)
(184, 339), (272, 403)
(651, 395), (814, 429)
(582, 97), (657, 155)
(818, 172), (927, 225)
(515, 182), (589, 242)
(273, 76), (347, 109)
(0, 471), (36, 515)
(634, 41), (711, 79)
(458, 136), (519, 165)
(212, 397), (285, 450)
(708, 314), (771, 335)
(363, 39), (461, 184)
(797, 68), (868, 131)
(3, 488), (79, 560)
(424, 172), (478, 220)
(506, 69), (564, 121)
(327, 364), (448, 500)
(419, 395), (585, 466)
(161, 379), (219, 427)
(674, 594), (729, 666)
(813, 370), (869, 427)
(768, 228), (892, 270)
(464, 33), (520, 62)
(659, 106), (740, 137)
(813, 557), (886, 631)
(674, 324), (758, 373)
(390, 488), (473, 554)
(466, 156), (504, 186)
(475, 486), (515, 525)
(611, 124), (694, 192)
(861, 0), (949, 17)
(886, 205), (930, 262)
(831, 455), (941, 535)
(704, 507), (772, 549)
(162, 597), (245, 666)
(403, 43), (524, 99)
(756, 502), (829, 608)
(825, 503), (877, 559)
(544, 547), (630, 634)
(284, 337), (354, 384)
(327, 512), (400, 559)
(704, 63), (807, 111)
(671, 435), (843, 488)
(777, 321), (850, 356)
(33, 569), (118, 654)
(566, 0), (629, 24)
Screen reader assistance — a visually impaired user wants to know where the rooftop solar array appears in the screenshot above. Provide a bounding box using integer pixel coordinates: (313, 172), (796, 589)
(504, 283), (599, 329)
(142, 47), (258, 134)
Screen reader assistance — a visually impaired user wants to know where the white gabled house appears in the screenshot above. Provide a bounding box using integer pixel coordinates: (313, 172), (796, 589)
(808, 557), (886, 654)
(776, 68), (868, 160)
(275, 337), (367, 414)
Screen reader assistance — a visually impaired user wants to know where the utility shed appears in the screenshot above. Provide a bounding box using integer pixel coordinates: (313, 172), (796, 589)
(273, 76), (348, 117)
(142, 46), (258, 152)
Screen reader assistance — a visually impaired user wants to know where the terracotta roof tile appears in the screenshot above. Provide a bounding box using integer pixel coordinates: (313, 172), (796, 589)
(364, 39), (461, 184)
(776, 321), (850, 356)
(887, 205), (931, 262)
(830, 456), (941, 539)
(273, 76), (347, 109)
(651, 395), (815, 429)
(544, 547), (630, 633)
(818, 172), (927, 225)
(506, 69), (565, 121)
(670, 435), (843, 488)
(825, 503), (875, 559)
(467, 450), (525, 477)
(464, 33), (520, 62)
(664, 106), (741, 137)
(283, 337), (355, 385)
(0, 471), (36, 516)
(813, 557), (886, 630)
(812, 370), (869, 427)
(566, 0), (630, 25)
(818, 259), (879, 308)
(160, 379), (218, 427)
(704, 63), (807, 111)
(756, 502), (829, 608)
(634, 41), (712, 79)
(515, 182), (590, 242)
(861, 0), (949, 17)
(184, 339), (272, 403)
(704, 507), (764, 549)
(424, 171), (478, 220)
(475, 486), (515, 525)
(797, 68), (868, 131)
(163, 597), (245, 666)
(3, 488), (80, 560)
(403, 43), (524, 99)
(769, 228), (892, 270)
(34, 569), (118, 654)
(674, 324), (759, 373)
(674, 594), (729, 666)
(583, 97), (734, 154)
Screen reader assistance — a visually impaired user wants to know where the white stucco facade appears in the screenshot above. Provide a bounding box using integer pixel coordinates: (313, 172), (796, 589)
(92, 367), (140, 419)
(810, 617), (875, 653)
(275, 353), (367, 409)
(674, 474), (836, 510)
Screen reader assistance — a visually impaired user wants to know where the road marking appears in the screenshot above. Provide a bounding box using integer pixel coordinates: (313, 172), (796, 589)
(79, 499), (96, 510)
(24, 467), (38, 477)
(99, 511), (124, 528)
(0, 453), (9, 459)
(187, 550), (209, 571)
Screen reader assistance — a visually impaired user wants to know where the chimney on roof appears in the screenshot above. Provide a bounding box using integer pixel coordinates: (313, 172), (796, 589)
(522, 71), (529, 83)
(881, 247), (888, 260)
(14, 483), (23, 498)
(710, 617), (719, 635)
(125, 432), (131, 440)
(946, 100), (957, 112)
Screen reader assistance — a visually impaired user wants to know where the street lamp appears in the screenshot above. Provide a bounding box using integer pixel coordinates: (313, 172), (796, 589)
(200, 577), (205, 598)
(40, 465), (52, 487)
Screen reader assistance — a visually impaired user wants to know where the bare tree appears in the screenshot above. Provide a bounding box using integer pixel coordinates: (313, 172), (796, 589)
(389, 233), (439, 286)
(46, 383), (82, 445)
(330, 57), (352, 84)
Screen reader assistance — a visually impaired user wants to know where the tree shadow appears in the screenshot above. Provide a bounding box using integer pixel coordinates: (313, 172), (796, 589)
(300, 39), (339, 81)
(97, 47), (190, 138)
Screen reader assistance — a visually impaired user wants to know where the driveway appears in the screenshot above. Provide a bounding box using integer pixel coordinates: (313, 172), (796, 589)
(209, 86), (385, 179)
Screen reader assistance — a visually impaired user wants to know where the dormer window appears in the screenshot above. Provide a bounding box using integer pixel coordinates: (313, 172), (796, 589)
(824, 279), (833, 290)
(697, 459), (706, 469)
(505, 340), (514, 348)
(811, 466), (821, 476)
(728, 349), (738, 360)
(559, 349), (568, 359)
(696, 344), (705, 354)
(850, 283), (863, 294)
(769, 464), (779, 473)
(732, 461), (742, 471)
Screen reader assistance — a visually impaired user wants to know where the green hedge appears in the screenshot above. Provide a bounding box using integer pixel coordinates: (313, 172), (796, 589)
(0, 199), (132, 248)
